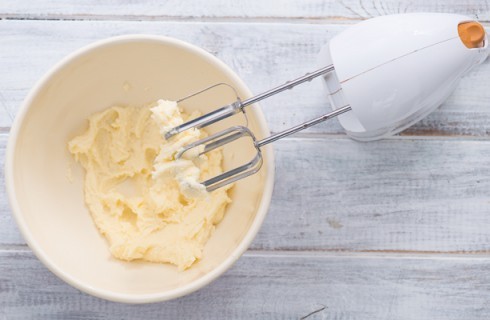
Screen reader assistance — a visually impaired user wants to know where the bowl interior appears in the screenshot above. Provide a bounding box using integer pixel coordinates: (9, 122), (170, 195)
(9, 37), (272, 302)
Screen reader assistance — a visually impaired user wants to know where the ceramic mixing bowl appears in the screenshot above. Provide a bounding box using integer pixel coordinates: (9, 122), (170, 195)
(5, 35), (274, 303)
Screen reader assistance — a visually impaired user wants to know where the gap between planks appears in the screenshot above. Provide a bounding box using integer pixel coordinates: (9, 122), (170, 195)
(2, 14), (490, 26)
(0, 14), (363, 24)
(2, 246), (490, 260)
(245, 249), (490, 260)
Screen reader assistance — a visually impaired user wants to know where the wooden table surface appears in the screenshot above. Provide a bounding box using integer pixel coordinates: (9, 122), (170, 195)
(2, 1), (490, 319)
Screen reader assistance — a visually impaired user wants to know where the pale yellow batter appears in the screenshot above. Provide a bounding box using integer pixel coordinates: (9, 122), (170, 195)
(68, 100), (231, 270)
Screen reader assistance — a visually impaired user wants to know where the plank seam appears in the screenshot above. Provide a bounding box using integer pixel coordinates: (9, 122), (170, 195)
(2, 14), (490, 25)
(0, 244), (29, 250)
(0, 14), (364, 24)
(244, 250), (490, 259)
(1, 246), (490, 259)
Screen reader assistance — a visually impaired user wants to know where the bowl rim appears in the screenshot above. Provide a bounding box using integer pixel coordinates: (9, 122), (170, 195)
(5, 34), (275, 304)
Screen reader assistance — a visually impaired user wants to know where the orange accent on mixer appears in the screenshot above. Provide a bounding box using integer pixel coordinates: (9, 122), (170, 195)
(458, 21), (486, 48)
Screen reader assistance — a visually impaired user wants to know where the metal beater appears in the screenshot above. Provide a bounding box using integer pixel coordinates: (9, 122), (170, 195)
(167, 65), (351, 191)
(165, 13), (489, 192)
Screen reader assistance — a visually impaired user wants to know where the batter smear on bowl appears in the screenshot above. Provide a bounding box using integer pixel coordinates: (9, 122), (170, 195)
(68, 100), (231, 270)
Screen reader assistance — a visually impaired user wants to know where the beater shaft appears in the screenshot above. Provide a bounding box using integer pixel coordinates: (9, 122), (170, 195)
(165, 65), (335, 139)
(240, 65), (335, 108)
(256, 105), (351, 148)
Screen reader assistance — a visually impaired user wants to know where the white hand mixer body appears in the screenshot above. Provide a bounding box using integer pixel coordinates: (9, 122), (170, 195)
(321, 13), (488, 140)
(167, 13), (489, 191)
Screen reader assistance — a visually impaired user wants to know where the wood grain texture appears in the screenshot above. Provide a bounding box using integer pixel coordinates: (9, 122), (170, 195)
(1, 0), (489, 21)
(1, 19), (490, 136)
(2, 1), (490, 316)
(3, 134), (490, 252)
(254, 137), (490, 252)
(0, 135), (22, 245)
(1, 250), (490, 319)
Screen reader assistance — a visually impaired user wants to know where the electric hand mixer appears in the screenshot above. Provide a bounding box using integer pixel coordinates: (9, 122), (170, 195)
(166, 13), (489, 191)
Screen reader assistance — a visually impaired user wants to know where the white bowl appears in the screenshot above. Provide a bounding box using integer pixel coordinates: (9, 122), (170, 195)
(5, 35), (274, 303)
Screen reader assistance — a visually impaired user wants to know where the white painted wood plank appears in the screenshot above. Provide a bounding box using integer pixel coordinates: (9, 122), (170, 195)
(3, 134), (490, 252)
(1, 19), (490, 136)
(1, 0), (489, 21)
(0, 135), (22, 245)
(254, 137), (490, 252)
(1, 250), (489, 319)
